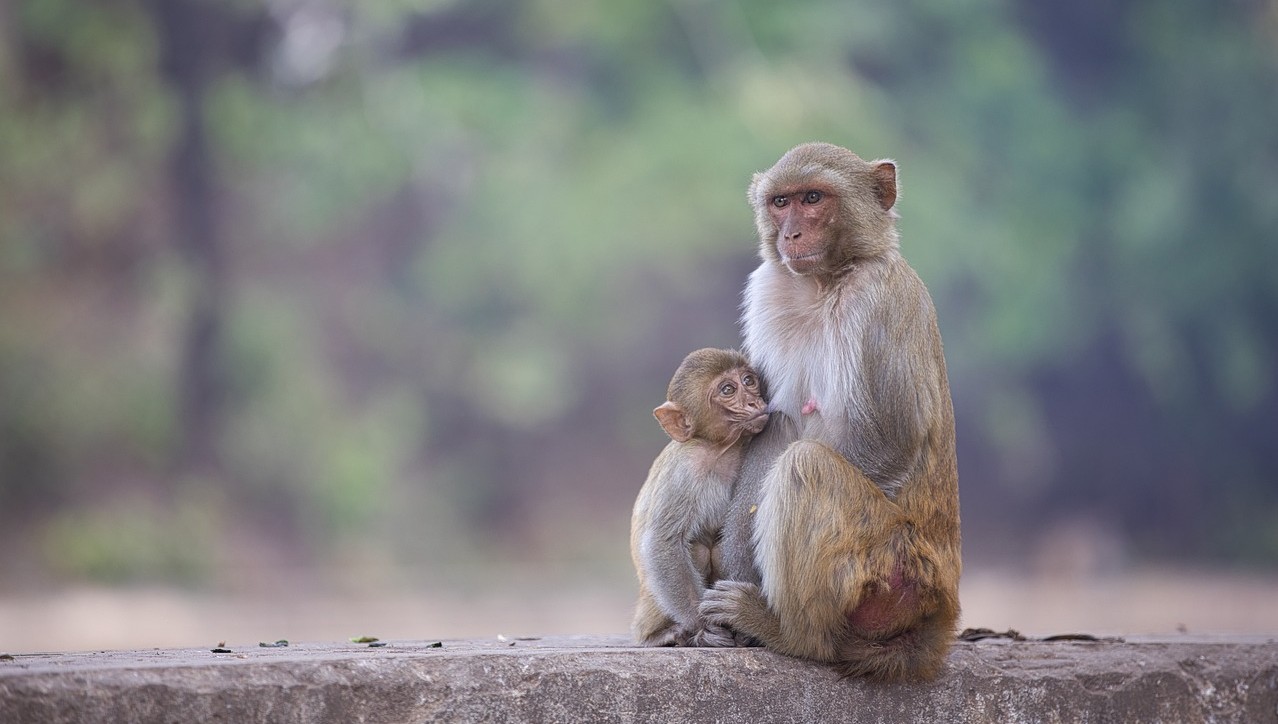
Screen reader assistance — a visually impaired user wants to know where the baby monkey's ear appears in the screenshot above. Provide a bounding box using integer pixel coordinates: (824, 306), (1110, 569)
(653, 401), (693, 443)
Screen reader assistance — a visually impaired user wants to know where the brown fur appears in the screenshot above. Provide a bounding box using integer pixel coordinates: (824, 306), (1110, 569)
(701, 143), (961, 681)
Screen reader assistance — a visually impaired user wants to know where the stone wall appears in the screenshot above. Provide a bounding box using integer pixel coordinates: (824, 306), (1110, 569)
(2, 635), (1275, 722)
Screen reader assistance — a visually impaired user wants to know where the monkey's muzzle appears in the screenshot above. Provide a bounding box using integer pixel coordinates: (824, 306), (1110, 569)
(744, 411), (771, 434)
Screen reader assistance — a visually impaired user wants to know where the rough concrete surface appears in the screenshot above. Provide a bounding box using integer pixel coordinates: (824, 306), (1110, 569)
(2, 635), (1276, 723)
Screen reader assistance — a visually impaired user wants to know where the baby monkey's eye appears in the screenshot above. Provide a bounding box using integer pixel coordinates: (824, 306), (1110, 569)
(742, 374), (757, 387)
(719, 382), (736, 396)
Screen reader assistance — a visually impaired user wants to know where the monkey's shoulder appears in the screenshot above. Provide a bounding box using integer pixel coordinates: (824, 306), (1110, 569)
(638, 443), (736, 514)
(649, 440), (742, 486)
(635, 441), (735, 535)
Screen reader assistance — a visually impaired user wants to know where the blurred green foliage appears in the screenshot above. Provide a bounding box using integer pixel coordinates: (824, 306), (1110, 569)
(1, 0), (1276, 585)
(39, 485), (218, 584)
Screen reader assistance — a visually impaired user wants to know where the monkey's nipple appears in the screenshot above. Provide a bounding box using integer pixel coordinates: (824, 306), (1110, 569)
(802, 397), (819, 415)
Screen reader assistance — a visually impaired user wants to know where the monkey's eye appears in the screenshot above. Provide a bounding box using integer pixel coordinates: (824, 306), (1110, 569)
(742, 374), (757, 387)
(719, 382), (736, 396)
(803, 190), (823, 204)
(772, 196), (789, 208)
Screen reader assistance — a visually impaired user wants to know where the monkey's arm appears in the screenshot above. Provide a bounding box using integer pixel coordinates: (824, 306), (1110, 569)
(638, 536), (706, 632)
(854, 268), (961, 593)
(850, 271), (941, 493)
(637, 482), (718, 631)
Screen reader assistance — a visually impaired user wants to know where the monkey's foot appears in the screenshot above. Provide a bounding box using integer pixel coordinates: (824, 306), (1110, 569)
(640, 625), (689, 647)
(687, 622), (737, 648)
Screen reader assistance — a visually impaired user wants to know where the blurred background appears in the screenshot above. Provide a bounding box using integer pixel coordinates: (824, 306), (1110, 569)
(2, 0), (1277, 653)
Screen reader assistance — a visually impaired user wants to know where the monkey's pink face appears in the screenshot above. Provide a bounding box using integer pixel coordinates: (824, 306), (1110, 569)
(766, 187), (839, 275)
(709, 367), (770, 438)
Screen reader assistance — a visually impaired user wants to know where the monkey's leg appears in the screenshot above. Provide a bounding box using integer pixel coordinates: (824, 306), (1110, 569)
(718, 420), (796, 585)
(707, 439), (907, 662)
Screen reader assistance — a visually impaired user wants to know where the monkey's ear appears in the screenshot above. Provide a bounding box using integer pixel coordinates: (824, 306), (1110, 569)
(871, 161), (897, 211)
(654, 401), (693, 443)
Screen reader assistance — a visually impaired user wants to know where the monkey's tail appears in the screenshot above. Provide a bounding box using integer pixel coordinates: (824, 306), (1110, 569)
(833, 615), (954, 682)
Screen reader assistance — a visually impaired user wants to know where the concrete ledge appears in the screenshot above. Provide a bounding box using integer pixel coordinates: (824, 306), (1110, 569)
(2, 635), (1276, 722)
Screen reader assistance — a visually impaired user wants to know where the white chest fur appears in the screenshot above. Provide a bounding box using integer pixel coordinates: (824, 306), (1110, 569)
(740, 263), (868, 426)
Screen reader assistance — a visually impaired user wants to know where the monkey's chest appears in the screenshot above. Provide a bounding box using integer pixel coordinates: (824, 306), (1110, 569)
(754, 328), (865, 453)
(744, 272), (866, 433)
(772, 337), (860, 421)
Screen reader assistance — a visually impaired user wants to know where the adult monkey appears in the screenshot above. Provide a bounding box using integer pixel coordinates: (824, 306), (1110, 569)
(700, 142), (961, 681)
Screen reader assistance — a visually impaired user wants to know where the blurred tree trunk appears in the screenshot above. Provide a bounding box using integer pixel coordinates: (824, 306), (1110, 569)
(150, 0), (226, 473)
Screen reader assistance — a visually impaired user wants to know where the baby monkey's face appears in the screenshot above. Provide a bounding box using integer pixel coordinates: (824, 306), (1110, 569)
(708, 366), (769, 440)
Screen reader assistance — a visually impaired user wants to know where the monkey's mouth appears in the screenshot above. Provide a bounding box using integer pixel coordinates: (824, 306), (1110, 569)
(783, 250), (822, 262)
(744, 411), (771, 433)
(785, 249), (821, 260)
(783, 251), (823, 274)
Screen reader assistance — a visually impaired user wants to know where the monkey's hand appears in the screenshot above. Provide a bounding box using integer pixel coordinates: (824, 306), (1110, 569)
(699, 580), (781, 646)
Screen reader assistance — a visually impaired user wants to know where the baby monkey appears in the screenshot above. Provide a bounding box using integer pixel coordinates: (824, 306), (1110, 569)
(630, 348), (770, 646)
